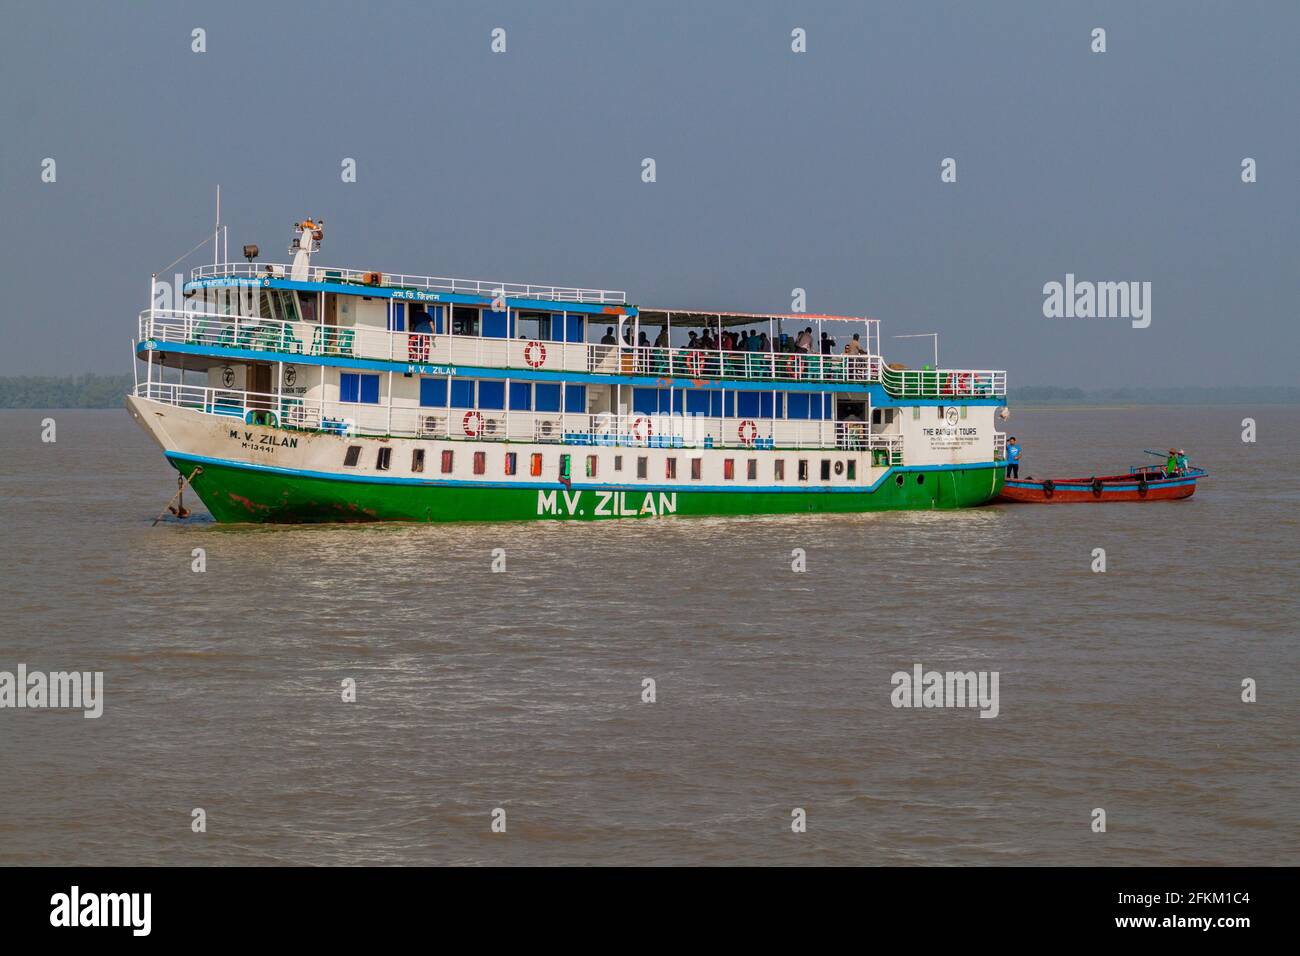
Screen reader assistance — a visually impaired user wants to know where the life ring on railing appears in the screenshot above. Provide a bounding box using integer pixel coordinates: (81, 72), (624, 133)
(1042, 479), (1055, 499)
(630, 416), (653, 443)
(686, 350), (704, 376)
(951, 372), (972, 394)
(463, 410), (484, 438)
(1091, 477), (1104, 498)
(524, 340), (547, 368)
(407, 333), (430, 362)
(737, 419), (758, 445)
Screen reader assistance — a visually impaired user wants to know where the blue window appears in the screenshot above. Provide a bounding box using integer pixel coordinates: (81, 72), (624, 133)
(564, 384), (586, 412)
(551, 313), (567, 342)
(478, 380), (505, 409)
(450, 379), (475, 408)
(340, 372), (380, 404)
(509, 381), (531, 410)
(686, 390), (711, 415)
(736, 391), (761, 418)
(758, 392), (775, 418)
(535, 383), (561, 412)
(482, 307), (509, 339)
(565, 314), (585, 343)
(388, 302), (406, 331)
(420, 377), (447, 407)
(786, 392), (811, 420)
(632, 387), (658, 414)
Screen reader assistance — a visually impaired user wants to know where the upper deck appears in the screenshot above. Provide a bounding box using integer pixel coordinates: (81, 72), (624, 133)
(190, 261), (627, 307)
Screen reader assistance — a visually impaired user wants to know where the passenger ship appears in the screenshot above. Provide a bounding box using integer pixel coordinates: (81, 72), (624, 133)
(127, 220), (1009, 523)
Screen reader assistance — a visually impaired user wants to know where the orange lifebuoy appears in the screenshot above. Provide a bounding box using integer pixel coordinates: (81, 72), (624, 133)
(737, 419), (758, 445)
(463, 410), (484, 438)
(952, 372), (972, 394)
(630, 416), (652, 443)
(686, 350), (704, 376)
(524, 340), (547, 368)
(407, 333), (430, 362)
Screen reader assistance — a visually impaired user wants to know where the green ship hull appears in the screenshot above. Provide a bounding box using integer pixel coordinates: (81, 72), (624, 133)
(166, 454), (1006, 524)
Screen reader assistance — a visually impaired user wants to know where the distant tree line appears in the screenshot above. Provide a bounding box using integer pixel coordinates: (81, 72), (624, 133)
(0, 374), (135, 408)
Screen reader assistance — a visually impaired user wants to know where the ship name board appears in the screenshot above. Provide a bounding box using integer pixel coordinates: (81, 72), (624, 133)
(228, 428), (299, 454)
(537, 489), (677, 517)
(405, 364), (456, 375)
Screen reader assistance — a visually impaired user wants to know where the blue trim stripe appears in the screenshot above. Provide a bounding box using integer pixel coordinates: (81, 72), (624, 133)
(138, 341), (1004, 402)
(166, 450), (1001, 495)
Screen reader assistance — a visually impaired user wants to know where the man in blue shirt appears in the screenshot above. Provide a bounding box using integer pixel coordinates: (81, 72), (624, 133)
(1006, 436), (1021, 478)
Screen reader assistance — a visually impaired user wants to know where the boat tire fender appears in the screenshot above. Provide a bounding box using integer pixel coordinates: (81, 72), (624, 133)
(1042, 479), (1055, 498)
(1091, 477), (1104, 498)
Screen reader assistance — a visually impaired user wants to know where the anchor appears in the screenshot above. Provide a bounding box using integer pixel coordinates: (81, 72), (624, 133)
(153, 466), (203, 526)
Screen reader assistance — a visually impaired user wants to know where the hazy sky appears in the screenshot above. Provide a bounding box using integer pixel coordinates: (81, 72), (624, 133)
(2, 1), (1296, 386)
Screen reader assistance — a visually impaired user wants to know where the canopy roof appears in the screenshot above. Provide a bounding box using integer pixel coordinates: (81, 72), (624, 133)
(634, 308), (876, 329)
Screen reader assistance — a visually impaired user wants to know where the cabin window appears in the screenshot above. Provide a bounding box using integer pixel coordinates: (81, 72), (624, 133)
(723, 459), (735, 480)
(613, 455), (623, 472)
(872, 408), (882, 425)
(451, 306), (480, 336)
(376, 447), (392, 471)
(775, 459), (785, 481)
(637, 456), (648, 479)
(534, 383), (561, 413)
(747, 459), (758, 480)
(560, 454), (571, 480)
(798, 459), (809, 481)
(473, 451), (486, 475)
(411, 449), (425, 473)
(388, 302), (406, 332)
(530, 453), (543, 477)
(450, 379), (475, 408)
(420, 377), (448, 407)
(666, 458), (677, 479)
(509, 382), (532, 410)
(820, 460), (831, 480)
(478, 381), (505, 410)
(691, 458), (703, 480)
(441, 450), (454, 473)
(847, 460), (856, 480)
(937, 406), (945, 419)
(586, 455), (598, 478)
(564, 385), (587, 413)
(340, 372), (380, 404)
(504, 452), (517, 476)
(343, 445), (361, 467)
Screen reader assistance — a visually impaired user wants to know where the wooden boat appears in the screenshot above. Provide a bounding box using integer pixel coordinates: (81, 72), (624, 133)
(998, 465), (1206, 503)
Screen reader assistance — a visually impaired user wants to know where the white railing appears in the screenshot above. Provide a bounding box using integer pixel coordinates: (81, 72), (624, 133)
(994, 431), (1007, 461)
(881, 365), (1007, 398)
(132, 382), (904, 456)
(190, 262), (626, 305)
(140, 309), (886, 385)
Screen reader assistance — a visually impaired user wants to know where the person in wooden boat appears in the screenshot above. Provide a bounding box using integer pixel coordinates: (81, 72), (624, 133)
(1006, 437), (1021, 478)
(1166, 448), (1181, 477)
(1177, 449), (1190, 473)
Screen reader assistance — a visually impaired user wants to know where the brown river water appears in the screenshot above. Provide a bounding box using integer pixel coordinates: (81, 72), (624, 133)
(0, 405), (1296, 865)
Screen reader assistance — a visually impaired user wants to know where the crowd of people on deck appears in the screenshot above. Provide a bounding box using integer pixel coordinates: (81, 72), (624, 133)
(597, 325), (872, 378)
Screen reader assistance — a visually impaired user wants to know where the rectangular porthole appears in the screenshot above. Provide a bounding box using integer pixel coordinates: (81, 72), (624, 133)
(798, 459), (809, 481)
(376, 447), (392, 471)
(504, 452), (516, 476)
(723, 459), (735, 480)
(560, 454), (571, 479)
(441, 450), (454, 474)
(586, 455), (598, 478)
(473, 451), (486, 475)
(343, 446), (361, 467)
(747, 459), (757, 480)
(820, 459), (831, 480)
(613, 455), (623, 472)
(530, 453), (542, 477)
(847, 460), (856, 480)
(775, 459), (785, 481)
(637, 456), (648, 479)
(411, 449), (425, 473)
(666, 458), (677, 479)
(691, 458), (703, 480)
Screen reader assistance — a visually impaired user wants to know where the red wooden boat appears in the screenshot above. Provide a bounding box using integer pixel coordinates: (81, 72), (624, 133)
(998, 465), (1206, 503)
